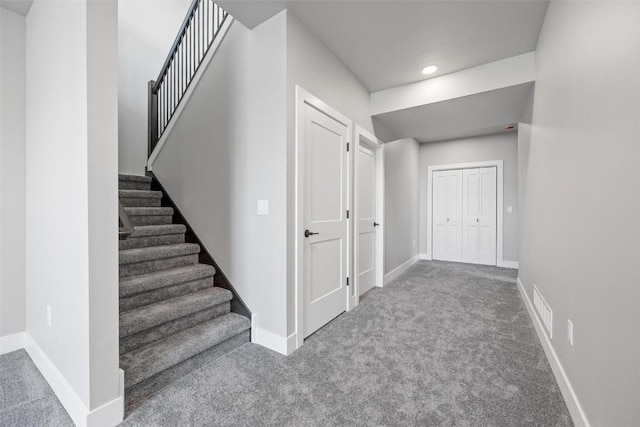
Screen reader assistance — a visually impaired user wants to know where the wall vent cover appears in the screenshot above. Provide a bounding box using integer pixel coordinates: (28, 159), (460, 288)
(533, 285), (553, 339)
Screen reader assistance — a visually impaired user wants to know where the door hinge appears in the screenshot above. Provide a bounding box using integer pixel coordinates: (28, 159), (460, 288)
(346, 210), (350, 219)
(346, 277), (349, 287)
(347, 142), (350, 152)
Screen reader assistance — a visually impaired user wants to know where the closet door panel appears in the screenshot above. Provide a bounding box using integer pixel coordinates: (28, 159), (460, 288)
(462, 168), (480, 264)
(432, 171), (448, 261)
(478, 167), (497, 265)
(446, 170), (463, 262)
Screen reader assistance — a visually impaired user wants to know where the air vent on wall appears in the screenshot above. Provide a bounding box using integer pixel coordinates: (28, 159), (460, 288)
(533, 285), (553, 339)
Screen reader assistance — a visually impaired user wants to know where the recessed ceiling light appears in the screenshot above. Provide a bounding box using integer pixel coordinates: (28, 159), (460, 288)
(421, 65), (438, 75)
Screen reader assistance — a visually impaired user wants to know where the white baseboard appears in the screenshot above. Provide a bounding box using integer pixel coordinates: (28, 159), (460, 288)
(0, 332), (25, 355)
(419, 253), (431, 260)
(251, 315), (297, 356)
(498, 260), (519, 269)
(516, 278), (590, 427)
(24, 333), (124, 427)
(384, 254), (420, 285)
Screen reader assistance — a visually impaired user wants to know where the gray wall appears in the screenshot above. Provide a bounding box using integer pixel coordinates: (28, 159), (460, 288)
(118, 0), (191, 175)
(0, 7), (26, 339)
(25, 0), (120, 412)
(384, 138), (420, 274)
(520, 1), (640, 425)
(418, 133), (519, 263)
(152, 16), (290, 338)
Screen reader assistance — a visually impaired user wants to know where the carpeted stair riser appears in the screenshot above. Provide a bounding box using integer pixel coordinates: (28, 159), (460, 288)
(129, 215), (173, 226)
(119, 190), (163, 207)
(120, 243), (200, 265)
(120, 264), (216, 298)
(120, 197), (162, 207)
(121, 313), (250, 388)
(128, 224), (187, 238)
(120, 303), (230, 355)
(119, 181), (152, 191)
(124, 207), (174, 227)
(120, 277), (214, 313)
(125, 330), (250, 411)
(119, 233), (185, 251)
(120, 287), (233, 338)
(120, 255), (199, 278)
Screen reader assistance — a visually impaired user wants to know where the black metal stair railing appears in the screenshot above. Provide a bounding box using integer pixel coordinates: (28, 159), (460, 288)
(148, 0), (229, 157)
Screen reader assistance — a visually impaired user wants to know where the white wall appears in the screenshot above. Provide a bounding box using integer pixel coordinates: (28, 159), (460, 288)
(0, 7), (26, 340)
(26, 0), (121, 422)
(384, 138), (420, 274)
(418, 133), (519, 263)
(285, 11), (375, 336)
(152, 13), (290, 342)
(118, 0), (191, 175)
(520, 1), (640, 425)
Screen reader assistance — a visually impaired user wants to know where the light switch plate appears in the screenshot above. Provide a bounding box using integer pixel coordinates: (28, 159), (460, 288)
(257, 200), (269, 215)
(507, 206), (513, 213)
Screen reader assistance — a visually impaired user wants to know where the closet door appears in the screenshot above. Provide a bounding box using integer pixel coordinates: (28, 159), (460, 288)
(462, 168), (480, 264)
(445, 170), (463, 262)
(432, 171), (448, 261)
(478, 167), (497, 265)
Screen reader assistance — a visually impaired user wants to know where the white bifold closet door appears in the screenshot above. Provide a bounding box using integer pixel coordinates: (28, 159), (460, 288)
(433, 170), (463, 262)
(434, 167), (496, 265)
(462, 167), (497, 265)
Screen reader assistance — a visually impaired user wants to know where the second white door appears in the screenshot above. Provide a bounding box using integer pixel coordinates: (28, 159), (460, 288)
(357, 145), (377, 296)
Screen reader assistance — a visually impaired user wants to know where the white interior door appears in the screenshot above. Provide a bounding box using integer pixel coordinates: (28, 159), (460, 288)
(357, 145), (376, 296)
(463, 168), (480, 264)
(303, 104), (349, 338)
(432, 171), (448, 260)
(478, 167), (497, 265)
(445, 170), (463, 262)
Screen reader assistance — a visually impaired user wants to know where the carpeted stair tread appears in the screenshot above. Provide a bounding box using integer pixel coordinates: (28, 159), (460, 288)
(128, 224), (186, 238)
(121, 313), (250, 388)
(119, 189), (163, 199)
(120, 243), (200, 265)
(120, 287), (233, 338)
(119, 174), (152, 183)
(120, 264), (216, 298)
(124, 206), (174, 217)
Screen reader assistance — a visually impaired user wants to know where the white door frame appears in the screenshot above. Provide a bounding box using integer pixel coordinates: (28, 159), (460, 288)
(426, 160), (506, 267)
(352, 126), (384, 309)
(294, 86), (352, 350)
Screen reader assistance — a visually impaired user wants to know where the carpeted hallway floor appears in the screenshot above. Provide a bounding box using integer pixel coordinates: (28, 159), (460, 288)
(1, 261), (573, 426)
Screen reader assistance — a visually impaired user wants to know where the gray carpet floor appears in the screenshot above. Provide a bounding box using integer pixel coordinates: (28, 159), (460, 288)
(1, 261), (573, 426)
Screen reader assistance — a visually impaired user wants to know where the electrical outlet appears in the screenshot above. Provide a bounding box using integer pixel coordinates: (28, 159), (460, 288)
(413, 240), (416, 247)
(46, 306), (52, 327)
(567, 319), (574, 346)
(257, 200), (269, 215)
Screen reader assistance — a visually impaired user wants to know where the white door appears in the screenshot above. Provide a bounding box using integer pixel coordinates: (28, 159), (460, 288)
(478, 167), (497, 265)
(462, 168), (480, 263)
(303, 104), (349, 338)
(432, 171), (448, 260)
(445, 170), (463, 262)
(357, 145), (376, 296)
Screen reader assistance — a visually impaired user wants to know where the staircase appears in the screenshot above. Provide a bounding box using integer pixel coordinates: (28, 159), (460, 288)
(118, 174), (250, 409)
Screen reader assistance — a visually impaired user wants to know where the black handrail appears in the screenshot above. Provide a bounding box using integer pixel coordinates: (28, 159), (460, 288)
(148, 0), (229, 157)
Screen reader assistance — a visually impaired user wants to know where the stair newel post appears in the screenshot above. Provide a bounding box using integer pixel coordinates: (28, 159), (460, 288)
(147, 80), (159, 157)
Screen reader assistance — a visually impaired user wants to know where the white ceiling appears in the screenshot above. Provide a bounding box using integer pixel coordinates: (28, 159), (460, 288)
(373, 82), (533, 143)
(1, 0), (33, 16)
(219, 0), (549, 92)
